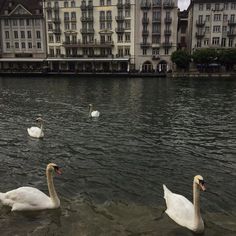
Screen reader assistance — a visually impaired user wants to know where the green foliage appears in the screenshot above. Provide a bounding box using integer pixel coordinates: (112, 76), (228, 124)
(218, 49), (236, 70)
(192, 48), (218, 64)
(171, 50), (191, 69)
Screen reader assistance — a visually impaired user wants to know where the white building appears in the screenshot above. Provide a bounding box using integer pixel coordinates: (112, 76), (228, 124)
(187, 0), (236, 53)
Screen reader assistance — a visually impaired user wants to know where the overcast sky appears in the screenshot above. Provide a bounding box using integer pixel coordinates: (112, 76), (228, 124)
(178, 0), (190, 10)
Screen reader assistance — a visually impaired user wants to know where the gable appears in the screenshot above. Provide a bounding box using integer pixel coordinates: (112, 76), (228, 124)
(9, 4), (32, 16)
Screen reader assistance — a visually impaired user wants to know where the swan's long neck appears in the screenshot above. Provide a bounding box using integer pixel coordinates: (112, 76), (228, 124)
(193, 182), (201, 221)
(89, 106), (92, 117)
(46, 168), (60, 207)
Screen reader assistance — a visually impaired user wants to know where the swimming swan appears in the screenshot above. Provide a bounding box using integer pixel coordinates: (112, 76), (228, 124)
(88, 104), (100, 118)
(163, 175), (206, 233)
(27, 117), (44, 138)
(0, 163), (61, 211)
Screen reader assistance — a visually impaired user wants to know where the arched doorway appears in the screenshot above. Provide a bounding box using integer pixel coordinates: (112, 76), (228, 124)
(158, 60), (168, 73)
(142, 61), (153, 72)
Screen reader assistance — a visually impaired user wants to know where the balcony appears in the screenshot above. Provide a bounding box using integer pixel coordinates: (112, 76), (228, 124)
(52, 18), (60, 23)
(142, 30), (149, 35)
(53, 28), (61, 34)
(228, 19), (236, 25)
(117, 3), (123, 8)
(140, 1), (151, 10)
(115, 27), (125, 33)
(81, 4), (86, 10)
(63, 40), (114, 48)
(115, 15), (124, 21)
(163, 1), (175, 8)
(142, 18), (149, 24)
(162, 42), (172, 47)
(152, 2), (161, 8)
(196, 20), (205, 27)
(153, 18), (161, 23)
(227, 31), (236, 36)
(164, 17), (172, 24)
(81, 16), (94, 22)
(140, 42), (151, 47)
(80, 28), (95, 34)
(164, 30), (172, 35)
(152, 31), (161, 36)
(195, 31), (205, 38)
(152, 55), (160, 60)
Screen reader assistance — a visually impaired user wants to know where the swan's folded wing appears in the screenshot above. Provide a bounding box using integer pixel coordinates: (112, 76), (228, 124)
(4, 187), (51, 210)
(164, 189), (194, 228)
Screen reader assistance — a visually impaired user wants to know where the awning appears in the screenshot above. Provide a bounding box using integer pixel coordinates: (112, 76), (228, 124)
(0, 58), (45, 62)
(46, 58), (129, 62)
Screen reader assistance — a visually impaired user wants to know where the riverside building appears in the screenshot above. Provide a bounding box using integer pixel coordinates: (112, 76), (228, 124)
(43, 0), (178, 73)
(187, 0), (236, 53)
(0, 0), (46, 72)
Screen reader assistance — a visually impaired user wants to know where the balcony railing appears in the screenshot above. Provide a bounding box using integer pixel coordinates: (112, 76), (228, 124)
(63, 40), (114, 47)
(142, 18), (149, 24)
(228, 19), (236, 25)
(117, 3), (123, 8)
(227, 31), (236, 36)
(152, 2), (161, 8)
(152, 31), (161, 36)
(164, 30), (172, 35)
(142, 30), (149, 35)
(162, 42), (172, 47)
(196, 20), (205, 26)
(163, 1), (175, 8)
(81, 16), (94, 21)
(115, 27), (125, 33)
(53, 28), (61, 34)
(195, 32), (205, 37)
(52, 18), (60, 23)
(140, 42), (151, 47)
(164, 18), (172, 24)
(80, 28), (95, 34)
(153, 18), (161, 23)
(140, 1), (151, 10)
(115, 15), (124, 21)
(152, 55), (160, 60)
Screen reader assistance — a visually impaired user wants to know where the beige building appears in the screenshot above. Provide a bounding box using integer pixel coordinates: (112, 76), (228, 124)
(0, 0), (46, 71)
(43, 0), (178, 73)
(187, 0), (236, 53)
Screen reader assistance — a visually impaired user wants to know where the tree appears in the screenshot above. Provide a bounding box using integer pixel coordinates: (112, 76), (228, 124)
(171, 50), (191, 71)
(218, 49), (236, 71)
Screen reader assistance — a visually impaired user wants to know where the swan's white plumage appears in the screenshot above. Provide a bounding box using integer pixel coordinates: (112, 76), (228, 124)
(163, 182), (204, 233)
(27, 127), (44, 138)
(91, 110), (100, 117)
(163, 185), (195, 229)
(0, 187), (52, 211)
(0, 163), (61, 211)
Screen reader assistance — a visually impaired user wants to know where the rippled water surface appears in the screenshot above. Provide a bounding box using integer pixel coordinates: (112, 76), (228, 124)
(0, 76), (236, 236)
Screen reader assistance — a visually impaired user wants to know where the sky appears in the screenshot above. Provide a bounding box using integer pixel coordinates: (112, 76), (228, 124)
(178, 0), (190, 10)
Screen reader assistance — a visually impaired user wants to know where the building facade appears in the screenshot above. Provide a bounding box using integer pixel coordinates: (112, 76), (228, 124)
(187, 0), (236, 53)
(43, 0), (178, 73)
(0, 0), (46, 71)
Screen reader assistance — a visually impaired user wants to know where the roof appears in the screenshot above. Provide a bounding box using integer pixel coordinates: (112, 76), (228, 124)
(0, 0), (43, 16)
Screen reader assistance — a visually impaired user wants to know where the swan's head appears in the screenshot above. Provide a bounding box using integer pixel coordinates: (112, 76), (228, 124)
(36, 117), (43, 123)
(194, 175), (206, 191)
(47, 163), (62, 175)
(88, 104), (93, 108)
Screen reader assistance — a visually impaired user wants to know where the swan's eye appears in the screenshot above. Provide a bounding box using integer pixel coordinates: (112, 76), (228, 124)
(199, 179), (205, 185)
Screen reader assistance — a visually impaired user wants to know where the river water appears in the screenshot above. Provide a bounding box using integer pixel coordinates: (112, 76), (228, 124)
(0, 76), (235, 236)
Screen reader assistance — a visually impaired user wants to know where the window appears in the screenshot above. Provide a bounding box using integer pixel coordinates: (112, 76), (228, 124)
(222, 26), (227, 32)
(49, 48), (54, 56)
(56, 35), (60, 42)
(6, 42), (10, 49)
(231, 3), (236, 9)
(205, 15), (210, 22)
(118, 47), (123, 56)
(204, 39), (209, 46)
(65, 23), (70, 30)
(125, 9), (130, 17)
(71, 1), (75, 7)
(125, 20), (130, 29)
(49, 35), (54, 43)
(213, 25), (220, 33)
(197, 39), (201, 47)
(64, 1), (68, 7)
(26, 19), (30, 26)
(107, 22), (112, 29)
(214, 14), (221, 21)
(117, 34), (123, 42)
(19, 19), (24, 26)
(35, 19), (40, 26)
(124, 47), (130, 56)
(142, 49), (147, 55)
(5, 31), (9, 39)
(100, 22), (105, 29)
(205, 26), (210, 33)
(56, 48), (61, 56)
(20, 31), (25, 38)
(36, 31), (41, 39)
(100, 11), (105, 20)
(221, 38), (226, 47)
(21, 42), (26, 49)
(215, 3), (220, 11)
(199, 4), (203, 10)
(125, 33), (130, 42)
(100, 0), (104, 6)
(14, 31), (18, 39)
(64, 12), (69, 20)
(72, 23), (76, 30)
(206, 3), (211, 10)
(212, 37), (220, 45)
(165, 48), (169, 55)
(152, 35), (160, 44)
(223, 15), (228, 22)
(15, 42), (19, 48)
(37, 42), (41, 49)
(71, 12), (76, 20)
(4, 19), (9, 26)
(48, 23), (53, 30)
(107, 0), (111, 6)
(28, 42), (32, 48)
(224, 3), (228, 10)
(13, 19), (17, 26)
(152, 48), (159, 55)
(229, 38), (233, 47)
(107, 11), (112, 20)
(27, 31), (31, 38)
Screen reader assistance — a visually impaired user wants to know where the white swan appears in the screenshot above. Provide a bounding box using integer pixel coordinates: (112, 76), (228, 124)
(0, 163), (61, 211)
(163, 175), (206, 234)
(88, 104), (100, 117)
(27, 117), (44, 138)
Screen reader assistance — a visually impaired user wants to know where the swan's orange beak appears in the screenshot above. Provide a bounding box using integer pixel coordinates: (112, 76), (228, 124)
(56, 168), (62, 175)
(199, 182), (206, 191)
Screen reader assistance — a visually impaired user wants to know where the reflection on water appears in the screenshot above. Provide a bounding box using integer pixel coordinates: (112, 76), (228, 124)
(0, 77), (236, 235)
